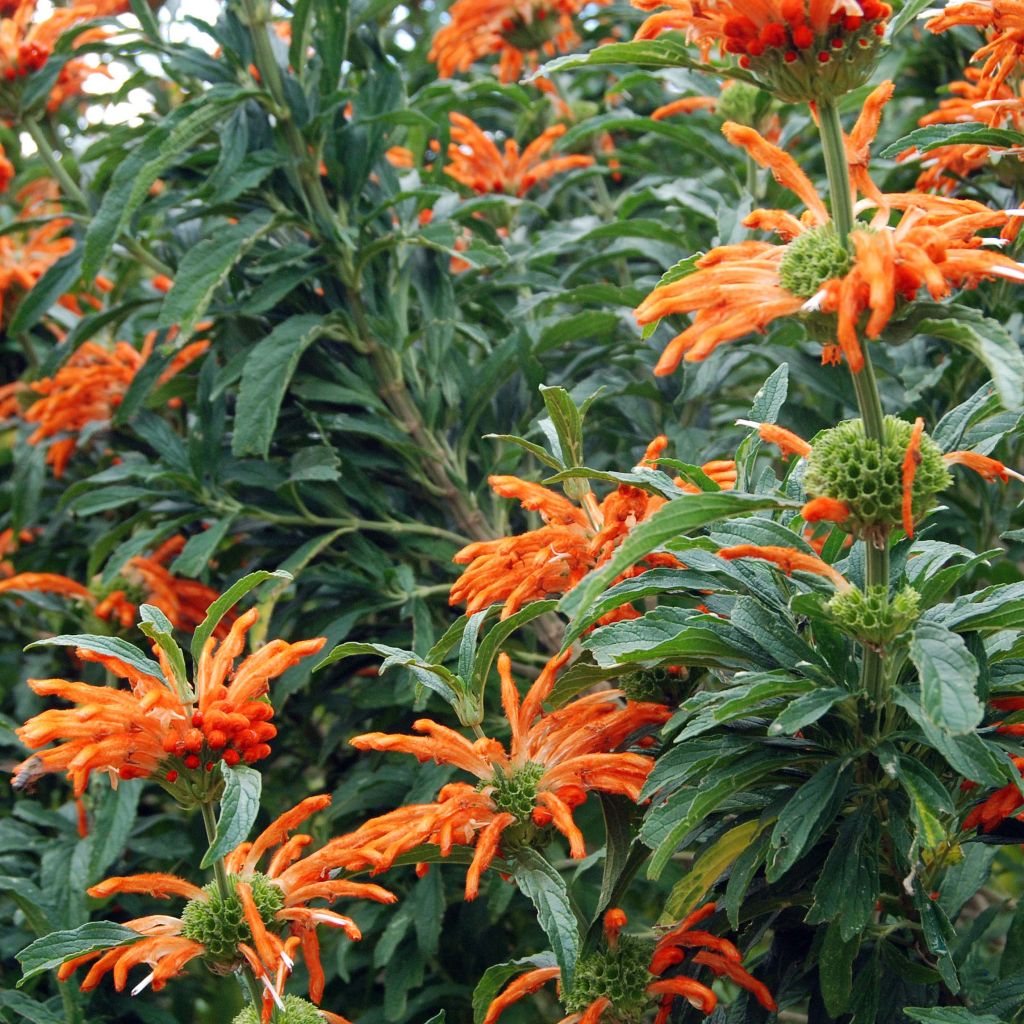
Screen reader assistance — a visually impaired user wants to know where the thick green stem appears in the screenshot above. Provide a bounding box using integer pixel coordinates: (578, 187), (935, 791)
(816, 98), (889, 711)
(23, 118), (87, 207)
(199, 801), (269, 1017)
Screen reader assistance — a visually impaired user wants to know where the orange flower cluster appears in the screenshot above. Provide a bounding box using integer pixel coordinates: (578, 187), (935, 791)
(343, 652), (670, 899)
(902, 69), (1024, 193)
(484, 904), (775, 1023)
(451, 437), (735, 619)
(445, 113), (594, 196)
(0, 0), (120, 111)
(13, 609), (325, 795)
(0, 534), (227, 633)
(61, 795), (392, 1021)
(635, 82), (1024, 374)
(11, 331), (209, 477)
(927, 1), (1024, 98)
(429, 0), (603, 83)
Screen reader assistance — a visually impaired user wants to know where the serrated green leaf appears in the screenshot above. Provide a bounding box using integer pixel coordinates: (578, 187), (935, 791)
(17, 923), (142, 986)
(190, 570), (293, 663)
(911, 621), (982, 734)
(200, 763), (262, 869)
(25, 635), (164, 681)
(512, 849), (580, 990)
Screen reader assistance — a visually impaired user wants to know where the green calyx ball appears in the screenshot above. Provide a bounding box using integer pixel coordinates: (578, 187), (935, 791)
(180, 873), (285, 966)
(803, 416), (951, 542)
(564, 935), (654, 1023)
(716, 82), (772, 129)
(779, 224), (852, 300)
(490, 761), (545, 822)
(829, 584), (921, 646)
(233, 995), (326, 1024)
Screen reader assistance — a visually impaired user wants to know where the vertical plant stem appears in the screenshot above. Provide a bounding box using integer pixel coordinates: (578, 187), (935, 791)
(816, 98), (889, 710)
(199, 801), (270, 1017)
(23, 118), (87, 208)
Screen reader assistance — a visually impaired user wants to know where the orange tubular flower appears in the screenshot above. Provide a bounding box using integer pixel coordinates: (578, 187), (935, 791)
(452, 437), (734, 620)
(635, 83), (1024, 375)
(19, 333), (208, 477)
(59, 796), (394, 1018)
(445, 114), (594, 196)
(346, 653), (670, 899)
(718, 543), (851, 591)
(736, 418), (812, 457)
(801, 495), (851, 523)
(13, 609), (326, 795)
(484, 904), (775, 1023)
(429, 0), (605, 83)
(944, 450), (1024, 484)
(630, 0), (891, 102)
(901, 417), (924, 538)
(964, 756), (1024, 832)
(927, 1), (1024, 98)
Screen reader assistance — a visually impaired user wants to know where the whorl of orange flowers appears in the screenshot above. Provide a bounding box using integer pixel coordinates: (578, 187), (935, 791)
(635, 82), (1024, 374)
(484, 903), (775, 1023)
(60, 795), (394, 1020)
(344, 652), (670, 899)
(14, 610), (326, 795)
(445, 113), (595, 196)
(451, 436), (736, 620)
(901, 69), (1024, 194)
(429, 0), (602, 83)
(0, 534), (228, 634)
(15, 331), (209, 477)
(927, 1), (1024, 98)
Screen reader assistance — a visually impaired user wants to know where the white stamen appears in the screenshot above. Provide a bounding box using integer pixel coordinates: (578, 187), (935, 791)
(734, 419), (761, 430)
(262, 975), (286, 1012)
(131, 972), (156, 997)
(981, 236), (1010, 247)
(1005, 209), (1024, 216)
(989, 264), (1024, 282)
(802, 289), (828, 312)
(280, 949), (294, 970)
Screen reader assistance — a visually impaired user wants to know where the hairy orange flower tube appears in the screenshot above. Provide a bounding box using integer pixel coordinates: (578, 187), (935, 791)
(635, 83), (1024, 374)
(18, 333), (209, 477)
(445, 113), (594, 195)
(13, 610), (326, 795)
(59, 795), (394, 1018)
(718, 543), (851, 590)
(345, 652), (670, 898)
(483, 904), (775, 1023)
(451, 437), (735, 619)
(429, 0), (603, 83)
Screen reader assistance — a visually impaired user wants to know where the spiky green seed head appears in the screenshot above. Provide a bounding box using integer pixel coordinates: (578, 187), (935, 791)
(233, 995), (326, 1024)
(180, 873), (284, 967)
(490, 761), (545, 822)
(828, 584), (920, 646)
(779, 224), (852, 300)
(803, 416), (951, 543)
(564, 935), (655, 1024)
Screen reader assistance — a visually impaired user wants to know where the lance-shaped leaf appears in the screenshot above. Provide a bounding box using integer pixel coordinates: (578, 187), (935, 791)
(18, 923), (142, 986)
(910, 621), (982, 735)
(200, 763), (262, 869)
(513, 849), (581, 990)
(25, 635), (164, 682)
(137, 604), (192, 701)
(190, 570), (293, 663)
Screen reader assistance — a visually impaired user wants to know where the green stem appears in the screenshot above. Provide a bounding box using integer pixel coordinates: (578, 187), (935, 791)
(23, 118), (87, 208)
(816, 97), (889, 712)
(199, 801), (270, 1016)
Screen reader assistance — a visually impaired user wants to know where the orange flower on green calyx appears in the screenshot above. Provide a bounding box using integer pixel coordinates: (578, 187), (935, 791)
(429, 0), (605, 83)
(0, 0), (114, 115)
(345, 652), (670, 899)
(13, 609), (325, 797)
(899, 69), (1024, 194)
(484, 904), (776, 1023)
(0, 534), (228, 634)
(631, 0), (891, 103)
(58, 795), (394, 1019)
(445, 113), (595, 196)
(926, 1), (1024, 98)
(19, 331), (209, 477)
(635, 81), (1024, 375)
(451, 436), (736, 621)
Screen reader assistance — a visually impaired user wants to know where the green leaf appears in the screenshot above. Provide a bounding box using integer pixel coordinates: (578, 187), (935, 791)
(767, 760), (851, 882)
(904, 1010), (1003, 1024)
(898, 755), (954, 851)
(661, 819), (762, 922)
(8, 247), (83, 335)
(931, 581), (1024, 631)
(190, 570), (293, 664)
(0, 989), (64, 1024)
(471, 954), (558, 1024)
(169, 519), (234, 578)
(158, 209), (275, 341)
(483, 433), (562, 471)
(67, 485), (153, 517)
(538, 386), (585, 468)
(879, 123), (1024, 159)
(25, 635), (164, 681)
(471, 601), (559, 699)
(820, 918), (859, 1017)
(769, 687), (850, 735)
(17, 922), (142, 986)
(512, 849), (580, 990)
(232, 314), (326, 457)
(558, 491), (789, 635)
(910, 621), (982, 734)
(137, 604), (192, 701)
(200, 763), (262, 869)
